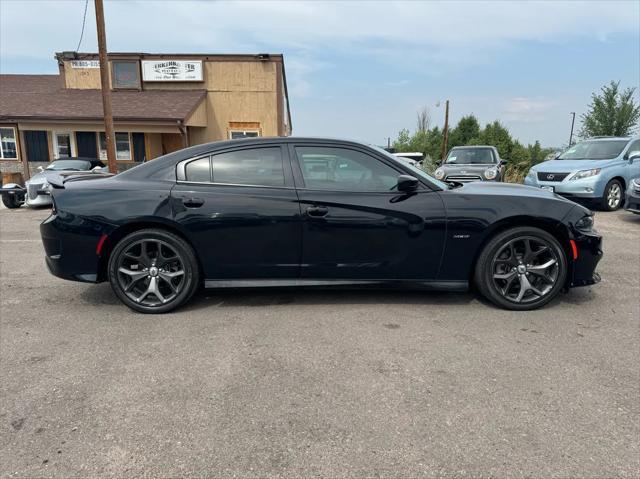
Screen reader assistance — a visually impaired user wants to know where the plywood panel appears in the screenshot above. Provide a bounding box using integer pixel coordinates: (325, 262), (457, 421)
(63, 61), (102, 89)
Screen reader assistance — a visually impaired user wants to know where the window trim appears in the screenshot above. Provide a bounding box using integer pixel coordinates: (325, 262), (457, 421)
(52, 131), (77, 159)
(289, 143), (424, 193)
(0, 126), (19, 160)
(110, 60), (141, 90)
(176, 145), (293, 188)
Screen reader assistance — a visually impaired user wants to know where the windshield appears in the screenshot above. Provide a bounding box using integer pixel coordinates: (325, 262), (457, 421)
(557, 140), (628, 160)
(46, 160), (91, 171)
(370, 145), (449, 190)
(445, 148), (495, 165)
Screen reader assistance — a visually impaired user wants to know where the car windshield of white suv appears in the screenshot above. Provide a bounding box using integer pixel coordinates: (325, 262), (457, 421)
(557, 140), (628, 160)
(445, 148), (494, 164)
(46, 160), (91, 171)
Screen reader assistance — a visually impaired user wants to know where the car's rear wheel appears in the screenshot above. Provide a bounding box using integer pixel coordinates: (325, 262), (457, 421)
(601, 179), (624, 211)
(475, 227), (567, 310)
(108, 229), (199, 313)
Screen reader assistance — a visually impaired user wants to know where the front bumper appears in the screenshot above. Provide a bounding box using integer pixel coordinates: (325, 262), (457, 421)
(570, 230), (603, 288)
(624, 185), (640, 214)
(524, 175), (603, 199)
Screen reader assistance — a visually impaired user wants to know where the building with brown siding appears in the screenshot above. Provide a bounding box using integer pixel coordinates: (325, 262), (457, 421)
(0, 52), (292, 179)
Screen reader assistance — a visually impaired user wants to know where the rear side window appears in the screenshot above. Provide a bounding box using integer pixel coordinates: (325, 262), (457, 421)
(185, 157), (211, 182)
(211, 147), (284, 187)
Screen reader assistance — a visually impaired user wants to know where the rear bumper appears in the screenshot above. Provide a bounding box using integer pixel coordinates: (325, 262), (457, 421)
(570, 231), (603, 288)
(40, 214), (103, 283)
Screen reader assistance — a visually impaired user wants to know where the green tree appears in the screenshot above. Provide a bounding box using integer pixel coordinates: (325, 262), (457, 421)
(449, 115), (481, 148)
(580, 81), (640, 138)
(480, 121), (513, 158)
(392, 128), (411, 152)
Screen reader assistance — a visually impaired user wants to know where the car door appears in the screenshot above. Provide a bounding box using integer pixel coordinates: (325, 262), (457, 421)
(171, 144), (302, 280)
(290, 143), (446, 281)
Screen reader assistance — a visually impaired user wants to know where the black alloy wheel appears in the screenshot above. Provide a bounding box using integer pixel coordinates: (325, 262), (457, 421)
(475, 227), (567, 310)
(601, 179), (624, 211)
(108, 229), (199, 313)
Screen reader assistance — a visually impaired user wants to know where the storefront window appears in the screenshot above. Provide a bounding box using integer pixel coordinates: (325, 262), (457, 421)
(0, 127), (18, 159)
(54, 132), (74, 158)
(99, 132), (131, 161)
(112, 61), (140, 89)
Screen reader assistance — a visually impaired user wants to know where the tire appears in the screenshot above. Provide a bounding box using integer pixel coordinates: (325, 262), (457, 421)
(2, 194), (22, 209)
(600, 179), (624, 211)
(108, 229), (199, 313)
(474, 226), (568, 311)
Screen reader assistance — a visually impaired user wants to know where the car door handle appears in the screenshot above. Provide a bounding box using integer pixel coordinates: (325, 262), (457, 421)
(183, 197), (205, 208)
(306, 206), (329, 218)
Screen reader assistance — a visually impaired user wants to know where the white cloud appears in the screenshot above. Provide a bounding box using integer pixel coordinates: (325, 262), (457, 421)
(503, 97), (554, 122)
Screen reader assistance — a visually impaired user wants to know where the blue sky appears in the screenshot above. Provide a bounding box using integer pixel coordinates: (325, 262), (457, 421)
(1, 0), (638, 148)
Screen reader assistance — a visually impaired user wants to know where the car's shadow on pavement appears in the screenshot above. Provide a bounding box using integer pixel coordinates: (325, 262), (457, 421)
(619, 212), (640, 224)
(80, 282), (597, 314)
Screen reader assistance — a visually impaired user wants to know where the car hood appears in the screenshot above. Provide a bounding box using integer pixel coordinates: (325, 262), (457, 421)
(532, 159), (616, 172)
(454, 180), (571, 201)
(26, 170), (66, 184)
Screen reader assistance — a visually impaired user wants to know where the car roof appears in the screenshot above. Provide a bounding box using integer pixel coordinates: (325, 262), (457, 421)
(583, 136), (637, 142)
(450, 145), (495, 149)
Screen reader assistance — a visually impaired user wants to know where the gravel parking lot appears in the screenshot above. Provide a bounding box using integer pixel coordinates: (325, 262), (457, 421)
(1, 204), (638, 478)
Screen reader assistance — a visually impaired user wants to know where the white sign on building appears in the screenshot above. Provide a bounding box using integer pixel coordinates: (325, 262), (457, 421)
(70, 60), (100, 69)
(141, 60), (203, 82)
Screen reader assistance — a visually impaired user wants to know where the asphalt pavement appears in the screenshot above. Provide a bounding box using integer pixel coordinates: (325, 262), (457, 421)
(1, 204), (638, 478)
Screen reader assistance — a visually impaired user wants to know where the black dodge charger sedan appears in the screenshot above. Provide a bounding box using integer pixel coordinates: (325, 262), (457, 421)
(40, 137), (602, 313)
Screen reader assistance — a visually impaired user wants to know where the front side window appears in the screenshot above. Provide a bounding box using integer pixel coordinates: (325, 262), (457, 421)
(445, 148), (495, 164)
(296, 146), (400, 192)
(112, 61), (140, 89)
(626, 140), (640, 158)
(54, 132), (74, 158)
(99, 132), (131, 161)
(0, 127), (18, 159)
(558, 140), (629, 160)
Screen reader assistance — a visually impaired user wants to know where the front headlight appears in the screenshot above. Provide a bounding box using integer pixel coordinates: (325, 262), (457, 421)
(484, 168), (498, 180)
(569, 168), (601, 181)
(434, 168), (445, 180)
(575, 215), (595, 232)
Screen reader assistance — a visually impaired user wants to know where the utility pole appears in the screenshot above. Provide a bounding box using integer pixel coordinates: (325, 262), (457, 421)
(440, 99), (450, 161)
(94, 0), (117, 173)
(568, 112), (576, 147)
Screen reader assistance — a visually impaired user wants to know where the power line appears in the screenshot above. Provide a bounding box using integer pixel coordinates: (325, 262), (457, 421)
(75, 0), (89, 52)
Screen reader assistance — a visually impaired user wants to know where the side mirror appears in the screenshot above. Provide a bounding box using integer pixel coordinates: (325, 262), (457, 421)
(628, 153), (640, 164)
(37, 166), (44, 172)
(500, 160), (508, 166)
(396, 175), (419, 192)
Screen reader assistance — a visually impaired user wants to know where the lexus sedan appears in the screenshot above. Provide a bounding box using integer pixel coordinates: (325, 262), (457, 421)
(524, 136), (640, 211)
(40, 137), (602, 313)
(434, 146), (507, 183)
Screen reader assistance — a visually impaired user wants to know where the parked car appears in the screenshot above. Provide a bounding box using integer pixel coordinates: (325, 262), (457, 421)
(393, 152), (424, 166)
(434, 146), (506, 183)
(624, 177), (640, 214)
(524, 136), (640, 211)
(40, 137), (602, 314)
(0, 158), (106, 208)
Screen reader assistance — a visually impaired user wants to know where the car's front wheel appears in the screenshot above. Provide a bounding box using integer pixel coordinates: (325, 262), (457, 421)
(1, 193), (22, 209)
(108, 229), (199, 313)
(475, 227), (568, 310)
(601, 179), (624, 211)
